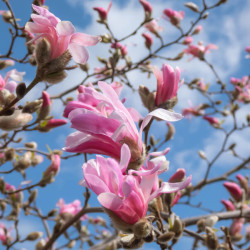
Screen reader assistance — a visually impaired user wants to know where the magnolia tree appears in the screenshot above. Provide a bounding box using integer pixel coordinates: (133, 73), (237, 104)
(0, 0), (249, 249)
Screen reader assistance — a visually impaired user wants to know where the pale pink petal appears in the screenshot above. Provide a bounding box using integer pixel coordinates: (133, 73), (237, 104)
(56, 21), (75, 36)
(98, 193), (122, 210)
(127, 108), (143, 122)
(120, 144), (131, 173)
(70, 33), (101, 46)
(68, 43), (89, 64)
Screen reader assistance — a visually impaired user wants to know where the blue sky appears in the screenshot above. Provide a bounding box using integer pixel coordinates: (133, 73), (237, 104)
(0, 0), (250, 249)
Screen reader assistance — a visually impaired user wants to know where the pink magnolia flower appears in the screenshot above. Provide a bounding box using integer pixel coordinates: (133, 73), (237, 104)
(153, 64), (181, 106)
(232, 76), (250, 103)
(93, 2), (112, 21)
(221, 200), (235, 211)
(0, 69), (25, 93)
(142, 32), (153, 49)
(111, 42), (127, 57)
(184, 42), (218, 60)
(144, 19), (163, 35)
(139, 0), (153, 15)
(4, 182), (22, 202)
(81, 144), (191, 225)
(0, 223), (12, 245)
(56, 198), (87, 220)
(163, 8), (184, 27)
(183, 36), (193, 45)
(203, 115), (220, 126)
(64, 81), (183, 163)
(43, 154), (61, 178)
(223, 182), (242, 202)
(25, 5), (101, 64)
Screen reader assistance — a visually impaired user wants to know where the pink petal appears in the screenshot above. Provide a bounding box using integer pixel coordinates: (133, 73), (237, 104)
(68, 43), (89, 64)
(84, 174), (110, 195)
(120, 144), (131, 173)
(56, 21), (75, 36)
(70, 33), (101, 46)
(98, 193), (122, 210)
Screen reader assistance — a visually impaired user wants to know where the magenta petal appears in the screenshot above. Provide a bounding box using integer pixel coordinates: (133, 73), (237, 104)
(84, 174), (110, 195)
(68, 43), (89, 64)
(70, 33), (101, 46)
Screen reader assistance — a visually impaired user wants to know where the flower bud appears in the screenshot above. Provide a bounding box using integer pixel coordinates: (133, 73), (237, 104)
(1, 10), (12, 23)
(198, 150), (207, 160)
(192, 25), (202, 35)
(35, 38), (51, 65)
(43, 70), (67, 84)
(13, 151), (32, 170)
(165, 122), (175, 141)
(28, 189), (38, 204)
(205, 227), (219, 249)
(25, 142), (37, 149)
(236, 174), (248, 192)
(184, 2), (200, 13)
(36, 239), (46, 250)
(0, 89), (15, 107)
(0, 110), (33, 131)
(26, 231), (43, 241)
(47, 209), (58, 217)
(0, 59), (14, 70)
(67, 240), (76, 248)
(204, 216), (218, 228)
(132, 218), (152, 239)
(223, 182), (242, 202)
(170, 216), (184, 239)
(197, 218), (205, 232)
(157, 231), (175, 244)
(183, 36), (193, 45)
(221, 200), (235, 211)
(139, 0), (152, 16)
(31, 154), (44, 166)
(142, 33), (153, 50)
(16, 82), (26, 99)
(120, 234), (144, 249)
(22, 100), (42, 113)
(4, 148), (15, 161)
(139, 85), (156, 112)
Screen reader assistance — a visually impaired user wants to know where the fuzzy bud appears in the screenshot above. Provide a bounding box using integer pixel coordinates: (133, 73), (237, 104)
(0, 59), (14, 70)
(197, 218), (206, 232)
(0, 89), (15, 107)
(28, 190), (38, 204)
(198, 150), (207, 160)
(184, 2), (200, 13)
(36, 239), (46, 250)
(16, 82), (26, 99)
(67, 240), (76, 248)
(4, 148), (15, 161)
(169, 168), (186, 183)
(37, 91), (51, 121)
(157, 231), (175, 244)
(26, 231), (43, 241)
(31, 154), (44, 166)
(165, 122), (175, 141)
(0, 110), (33, 131)
(132, 218), (152, 239)
(25, 142), (37, 149)
(23, 100), (42, 113)
(170, 216), (184, 239)
(43, 70), (67, 84)
(1, 10), (12, 23)
(120, 234), (144, 249)
(139, 85), (156, 111)
(205, 227), (219, 249)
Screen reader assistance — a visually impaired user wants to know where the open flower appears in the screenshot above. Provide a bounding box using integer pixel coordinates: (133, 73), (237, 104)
(56, 199), (87, 220)
(0, 69), (25, 93)
(64, 82), (183, 167)
(81, 144), (191, 226)
(0, 223), (12, 245)
(153, 64), (181, 107)
(184, 42), (218, 60)
(25, 5), (101, 64)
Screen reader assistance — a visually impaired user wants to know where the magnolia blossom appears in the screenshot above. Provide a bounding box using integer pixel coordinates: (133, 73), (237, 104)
(184, 42), (218, 60)
(81, 144), (191, 225)
(182, 103), (204, 117)
(163, 8), (184, 27)
(153, 64), (181, 106)
(25, 5), (101, 64)
(44, 119), (68, 128)
(144, 19), (163, 35)
(229, 218), (244, 237)
(0, 223), (12, 245)
(0, 69), (25, 93)
(93, 2), (112, 21)
(64, 81), (183, 163)
(192, 25), (202, 35)
(56, 199), (87, 220)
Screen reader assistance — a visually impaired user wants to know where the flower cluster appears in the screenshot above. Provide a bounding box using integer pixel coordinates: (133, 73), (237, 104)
(64, 79), (191, 237)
